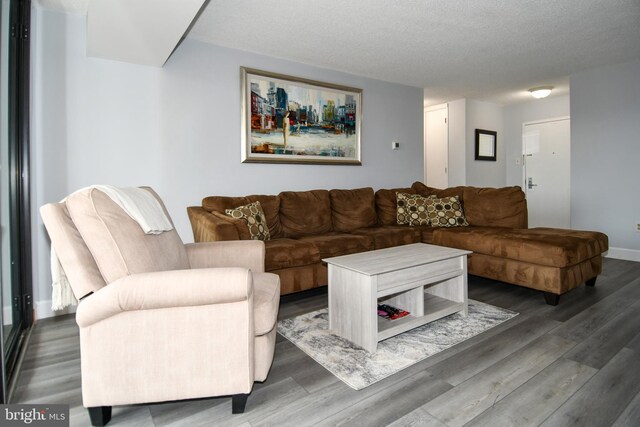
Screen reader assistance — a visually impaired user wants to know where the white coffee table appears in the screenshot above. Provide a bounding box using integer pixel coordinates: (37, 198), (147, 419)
(324, 243), (471, 352)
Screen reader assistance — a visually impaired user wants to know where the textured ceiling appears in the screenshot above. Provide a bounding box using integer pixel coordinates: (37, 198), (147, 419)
(37, 0), (640, 106)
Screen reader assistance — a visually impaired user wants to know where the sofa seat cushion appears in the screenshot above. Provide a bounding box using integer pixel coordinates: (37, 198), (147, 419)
(263, 238), (320, 271)
(415, 225), (436, 244)
(351, 226), (420, 249)
(297, 232), (374, 258)
(433, 227), (608, 268)
(330, 187), (377, 232)
(253, 272), (280, 336)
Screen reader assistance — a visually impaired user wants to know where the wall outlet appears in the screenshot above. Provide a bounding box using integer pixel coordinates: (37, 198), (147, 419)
(392, 141), (400, 150)
(637, 223), (640, 232)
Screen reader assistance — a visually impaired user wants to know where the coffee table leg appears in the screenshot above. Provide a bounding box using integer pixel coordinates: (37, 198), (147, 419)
(328, 265), (378, 352)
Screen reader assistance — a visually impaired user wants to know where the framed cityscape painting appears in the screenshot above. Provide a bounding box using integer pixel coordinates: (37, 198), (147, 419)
(241, 67), (362, 165)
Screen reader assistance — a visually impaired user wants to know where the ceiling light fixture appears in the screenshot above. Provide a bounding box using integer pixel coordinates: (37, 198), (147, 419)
(528, 86), (554, 99)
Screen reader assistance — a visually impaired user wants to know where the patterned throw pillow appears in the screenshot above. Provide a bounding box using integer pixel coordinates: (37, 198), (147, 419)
(396, 193), (433, 226)
(426, 196), (469, 227)
(225, 201), (271, 241)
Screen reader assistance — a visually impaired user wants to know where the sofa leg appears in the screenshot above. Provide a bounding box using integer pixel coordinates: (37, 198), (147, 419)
(232, 393), (249, 414)
(544, 292), (560, 306)
(88, 406), (112, 426)
(585, 277), (597, 287)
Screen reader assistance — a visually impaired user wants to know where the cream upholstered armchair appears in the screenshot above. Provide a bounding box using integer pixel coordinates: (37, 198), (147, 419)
(40, 187), (280, 426)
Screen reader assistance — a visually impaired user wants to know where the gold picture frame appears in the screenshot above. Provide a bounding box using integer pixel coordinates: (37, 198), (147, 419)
(241, 67), (362, 165)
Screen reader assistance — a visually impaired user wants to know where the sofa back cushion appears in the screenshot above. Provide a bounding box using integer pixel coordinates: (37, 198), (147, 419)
(202, 194), (283, 239)
(462, 186), (528, 228)
(202, 195), (250, 213)
(246, 195), (283, 238)
(412, 182), (528, 229)
(375, 187), (415, 225)
(66, 188), (190, 284)
(330, 187), (378, 232)
(279, 190), (332, 237)
(411, 181), (467, 200)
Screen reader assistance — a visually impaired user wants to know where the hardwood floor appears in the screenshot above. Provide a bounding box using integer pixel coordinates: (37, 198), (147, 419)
(12, 258), (640, 426)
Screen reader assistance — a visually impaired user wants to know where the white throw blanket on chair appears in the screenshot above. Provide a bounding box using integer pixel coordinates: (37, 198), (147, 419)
(51, 185), (174, 311)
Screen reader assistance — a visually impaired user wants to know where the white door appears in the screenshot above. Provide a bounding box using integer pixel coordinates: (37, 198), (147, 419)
(425, 106), (448, 188)
(523, 118), (571, 228)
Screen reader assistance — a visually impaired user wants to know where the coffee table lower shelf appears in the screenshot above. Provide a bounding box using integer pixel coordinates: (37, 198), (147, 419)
(378, 293), (464, 341)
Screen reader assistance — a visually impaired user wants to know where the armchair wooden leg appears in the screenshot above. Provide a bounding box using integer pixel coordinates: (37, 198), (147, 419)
(586, 277), (597, 287)
(232, 393), (250, 414)
(544, 292), (560, 306)
(88, 406), (112, 426)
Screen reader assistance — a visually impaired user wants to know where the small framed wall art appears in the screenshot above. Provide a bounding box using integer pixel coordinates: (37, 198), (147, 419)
(240, 67), (362, 165)
(475, 129), (497, 161)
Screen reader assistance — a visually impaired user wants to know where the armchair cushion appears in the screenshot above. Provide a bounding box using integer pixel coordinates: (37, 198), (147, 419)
(66, 188), (190, 283)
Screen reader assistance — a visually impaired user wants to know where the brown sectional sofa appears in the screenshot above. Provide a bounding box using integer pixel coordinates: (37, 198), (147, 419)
(187, 182), (608, 305)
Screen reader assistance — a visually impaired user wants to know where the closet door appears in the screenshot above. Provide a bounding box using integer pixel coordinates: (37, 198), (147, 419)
(424, 105), (448, 189)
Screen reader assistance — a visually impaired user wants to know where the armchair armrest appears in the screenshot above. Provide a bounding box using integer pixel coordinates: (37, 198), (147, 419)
(185, 240), (265, 272)
(76, 267), (252, 327)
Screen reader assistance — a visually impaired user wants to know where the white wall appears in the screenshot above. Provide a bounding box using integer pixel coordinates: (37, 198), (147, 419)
(465, 99), (504, 187)
(570, 59), (640, 259)
(31, 8), (425, 318)
(502, 95), (570, 187)
(447, 98), (466, 186)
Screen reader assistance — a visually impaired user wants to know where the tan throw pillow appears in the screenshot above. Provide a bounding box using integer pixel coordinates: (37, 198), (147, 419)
(225, 201), (271, 241)
(426, 196), (469, 227)
(396, 193), (433, 226)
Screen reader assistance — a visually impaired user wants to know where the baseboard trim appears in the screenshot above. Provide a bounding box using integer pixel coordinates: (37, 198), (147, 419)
(34, 299), (76, 321)
(605, 247), (640, 262)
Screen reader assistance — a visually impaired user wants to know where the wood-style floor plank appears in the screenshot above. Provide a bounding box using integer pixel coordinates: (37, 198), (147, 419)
(564, 299), (640, 369)
(10, 258), (640, 427)
(468, 358), (597, 426)
(613, 390), (640, 427)
(541, 347), (640, 426)
(422, 334), (576, 427)
(425, 314), (560, 386)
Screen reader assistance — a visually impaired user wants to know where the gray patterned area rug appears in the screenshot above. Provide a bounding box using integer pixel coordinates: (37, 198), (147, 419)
(277, 300), (517, 390)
